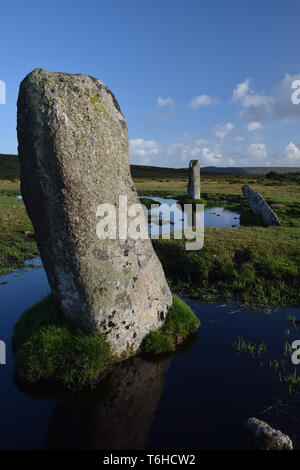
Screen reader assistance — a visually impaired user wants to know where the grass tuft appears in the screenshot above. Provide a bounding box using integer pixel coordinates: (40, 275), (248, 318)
(13, 295), (201, 388)
(144, 295), (201, 354)
(13, 295), (115, 390)
(139, 197), (161, 210)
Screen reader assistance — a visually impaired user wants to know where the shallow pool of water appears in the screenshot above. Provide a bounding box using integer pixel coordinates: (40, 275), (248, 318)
(141, 197), (240, 234)
(1, 260), (300, 449)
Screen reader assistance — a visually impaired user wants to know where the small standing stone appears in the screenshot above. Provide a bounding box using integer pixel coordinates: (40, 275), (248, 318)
(245, 417), (293, 450)
(242, 185), (281, 227)
(187, 160), (200, 199)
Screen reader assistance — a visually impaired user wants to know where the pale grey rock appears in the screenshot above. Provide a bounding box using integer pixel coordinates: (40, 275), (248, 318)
(245, 417), (293, 450)
(242, 185), (281, 226)
(187, 160), (200, 199)
(17, 68), (172, 357)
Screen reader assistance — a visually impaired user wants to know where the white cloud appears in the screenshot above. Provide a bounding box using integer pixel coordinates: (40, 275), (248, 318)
(212, 122), (234, 139)
(273, 73), (300, 121)
(135, 136), (225, 167)
(199, 147), (223, 164)
(232, 75), (300, 124)
(130, 134), (300, 168)
(243, 94), (271, 108)
(157, 96), (175, 107)
(233, 79), (271, 107)
(248, 143), (267, 160)
(247, 121), (263, 132)
(224, 143), (269, 166)
(188, 94), (219, 109)
(135, 75), (300, 169)
(130, 138), (160, 163)
(165, 140), (223, 165)
(285, 141), (300, 160)
(195, 138), (209, 145)
(251, 132), (264, 143)
(232, 79), (272, 122)
(233, 79), (250, 101)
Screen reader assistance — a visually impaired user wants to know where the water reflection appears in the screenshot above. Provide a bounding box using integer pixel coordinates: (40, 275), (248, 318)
(19, 356), (171, 450)
(141, 197), (240, 235)
(3, 255), (300, 449)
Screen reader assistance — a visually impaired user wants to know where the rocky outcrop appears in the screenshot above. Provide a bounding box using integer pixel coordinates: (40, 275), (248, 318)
(245, 417), (293, 450)
(17, 68), (172, 357)
(187, 160), (200, 199)
(242, 185), (281, 226)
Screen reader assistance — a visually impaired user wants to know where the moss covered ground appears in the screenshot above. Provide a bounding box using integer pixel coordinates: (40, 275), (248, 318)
(13, 295), (116, 390)
(12, 293), (197, 389)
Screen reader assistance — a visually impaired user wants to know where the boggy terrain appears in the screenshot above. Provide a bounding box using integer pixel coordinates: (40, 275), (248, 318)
(1, 155), (300, 308)
(135, 167), (300, 307)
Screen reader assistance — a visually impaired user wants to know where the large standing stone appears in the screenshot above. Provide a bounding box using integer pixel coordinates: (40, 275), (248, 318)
(242, 185), (281, 227)
(187, 160), (200, 199)
(17, 68), (172, 357)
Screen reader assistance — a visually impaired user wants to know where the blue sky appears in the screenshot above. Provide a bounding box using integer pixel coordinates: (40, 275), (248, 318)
(1, 0), (300, 167)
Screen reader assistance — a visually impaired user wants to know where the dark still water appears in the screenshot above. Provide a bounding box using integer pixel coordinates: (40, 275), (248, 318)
(1, 259), (300, 449)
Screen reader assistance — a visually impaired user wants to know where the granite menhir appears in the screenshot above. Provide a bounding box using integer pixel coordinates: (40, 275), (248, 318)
(17, 69), (172, 357)
(187, 160), (200, 199)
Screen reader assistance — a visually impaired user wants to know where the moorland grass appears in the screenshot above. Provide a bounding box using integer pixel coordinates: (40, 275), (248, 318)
(0, 192), (39, 276)
(13, 295), (115, 390)
(153, 226), (300, 307)
(239, 208), (265, 227)
(143, 295), (201, 354)
(2, 154), (300, 308)
(135, 171), (300, 204)
(13, 293), (199, 389)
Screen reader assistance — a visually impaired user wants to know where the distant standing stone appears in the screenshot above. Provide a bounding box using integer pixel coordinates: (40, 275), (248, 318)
(245, 417), (293, 450)
(242, 185), (281, 227)
(17, 68), (172, 357)
(187, 160), (200, 199)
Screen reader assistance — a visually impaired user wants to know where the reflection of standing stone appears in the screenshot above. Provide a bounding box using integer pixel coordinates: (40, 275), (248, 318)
(17, 69), (172, 357)
(242, 185), (281, 227)
(45, 356), (171, 450)
(187, 160), (200, 199)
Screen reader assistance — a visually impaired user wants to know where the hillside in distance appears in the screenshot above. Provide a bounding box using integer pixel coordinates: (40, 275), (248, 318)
(201, 166), (300, 175)
(1, 154), (300, 180)
(131, 164), (300, 178)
